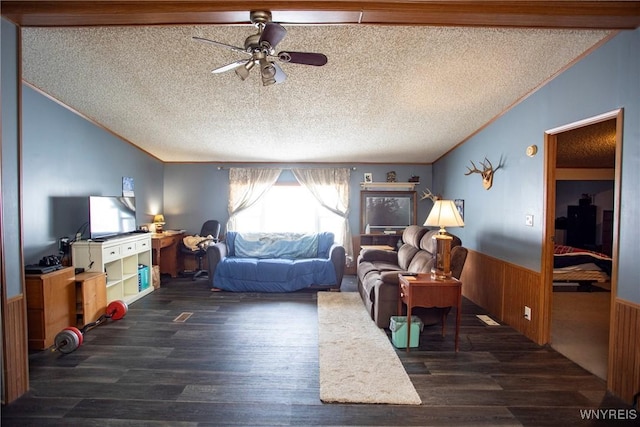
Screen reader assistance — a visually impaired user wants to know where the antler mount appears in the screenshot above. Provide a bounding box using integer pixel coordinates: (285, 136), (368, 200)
(465, 157), (503, 190)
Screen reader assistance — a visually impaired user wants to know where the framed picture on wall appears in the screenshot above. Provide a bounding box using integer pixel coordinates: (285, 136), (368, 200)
(122, 176), (135, 197)
(364, 172), (373, 183)
(454, 199), (464, 221)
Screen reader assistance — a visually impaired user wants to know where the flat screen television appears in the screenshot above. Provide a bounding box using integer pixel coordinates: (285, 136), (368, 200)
(89, 196), (136, 239)
(360, 191), (416, 233)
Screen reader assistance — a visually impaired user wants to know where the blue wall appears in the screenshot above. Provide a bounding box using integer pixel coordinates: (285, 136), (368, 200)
(163, 163), (432, 236)
(433, 29), (640, 303)
(21, 85), (165, 264)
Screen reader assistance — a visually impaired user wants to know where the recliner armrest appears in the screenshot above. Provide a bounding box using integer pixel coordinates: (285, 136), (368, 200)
(358, 249), (398, 264)
(206, 241), (227, 281)
(379, 270), (411, 286)
(329, 243), (346, 288)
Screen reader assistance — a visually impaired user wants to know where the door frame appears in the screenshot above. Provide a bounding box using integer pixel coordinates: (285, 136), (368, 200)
(540, 108), (623, 384)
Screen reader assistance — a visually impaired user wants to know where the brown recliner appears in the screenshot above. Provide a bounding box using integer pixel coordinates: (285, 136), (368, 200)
(357, 225), (468, 328)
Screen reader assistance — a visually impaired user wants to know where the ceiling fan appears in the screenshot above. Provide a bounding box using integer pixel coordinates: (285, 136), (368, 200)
(193, 11), (328, 86)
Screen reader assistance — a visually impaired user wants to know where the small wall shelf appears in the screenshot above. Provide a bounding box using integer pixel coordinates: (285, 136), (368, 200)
(360, 182), (419, 190)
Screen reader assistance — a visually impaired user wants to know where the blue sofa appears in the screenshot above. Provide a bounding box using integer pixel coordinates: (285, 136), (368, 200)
(206, 231), (345, 292)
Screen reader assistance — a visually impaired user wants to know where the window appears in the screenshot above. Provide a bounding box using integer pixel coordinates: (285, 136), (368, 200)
(234, 184), (344, 242)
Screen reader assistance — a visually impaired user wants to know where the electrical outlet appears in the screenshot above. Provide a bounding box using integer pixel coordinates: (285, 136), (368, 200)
(524, 306), (532, 321)
(525, 214), (534, 227)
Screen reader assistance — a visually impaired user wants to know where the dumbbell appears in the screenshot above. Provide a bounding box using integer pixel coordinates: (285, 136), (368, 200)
(53, 300), (128, 354)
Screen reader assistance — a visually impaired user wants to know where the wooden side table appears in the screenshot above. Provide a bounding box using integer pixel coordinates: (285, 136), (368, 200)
(25, 267), (75, 350)
(151, 231), (185, 278)
(397, 273), (462, 352)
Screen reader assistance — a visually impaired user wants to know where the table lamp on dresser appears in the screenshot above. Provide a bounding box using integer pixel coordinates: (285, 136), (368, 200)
(424, 200), (464, 279)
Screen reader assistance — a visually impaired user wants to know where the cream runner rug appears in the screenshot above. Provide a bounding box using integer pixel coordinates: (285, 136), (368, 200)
(317, 292), (422, 405)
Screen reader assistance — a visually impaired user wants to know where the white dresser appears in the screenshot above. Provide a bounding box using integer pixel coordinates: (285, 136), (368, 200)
(72, 233), (153, 305)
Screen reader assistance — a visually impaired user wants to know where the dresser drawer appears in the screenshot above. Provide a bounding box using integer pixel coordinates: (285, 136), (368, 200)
(136, 238), (151, 252)
(102, 245), (122, 263)
(120, 241), (137, 256)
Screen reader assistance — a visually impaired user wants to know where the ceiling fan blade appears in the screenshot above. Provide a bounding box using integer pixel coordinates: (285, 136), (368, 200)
(278, 51), (328, 66)
(211, 59), (249, 74)
(273, 62), (287, 84)
(259, 22), (287, 49)
(192, 36), (251, 56)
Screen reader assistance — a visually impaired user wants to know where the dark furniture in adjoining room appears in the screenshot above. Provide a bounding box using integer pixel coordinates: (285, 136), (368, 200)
(181, 220), (221, 280)
(601, 209), (613, 256)
(566, 204), (597, 249)
(552, 244), (612, 291)
(357, 225), (467, 328)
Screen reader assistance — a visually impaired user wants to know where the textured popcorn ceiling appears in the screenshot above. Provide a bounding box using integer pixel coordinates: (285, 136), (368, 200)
(21, 25), (611, 163)
(557, 119), (617, 168)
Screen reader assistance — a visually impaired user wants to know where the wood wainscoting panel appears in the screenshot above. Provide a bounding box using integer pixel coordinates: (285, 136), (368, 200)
(2, 294), (30, 403)
(460, 250), (505, 320)
(608, 298), (640, 403)
(502, 263), (542, 344)
(461, 249), (543, 344)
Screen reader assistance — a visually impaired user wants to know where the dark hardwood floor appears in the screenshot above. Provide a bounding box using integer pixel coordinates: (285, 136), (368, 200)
(2, 275), (635, 426)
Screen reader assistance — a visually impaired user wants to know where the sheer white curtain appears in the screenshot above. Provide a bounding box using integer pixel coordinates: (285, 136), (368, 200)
(292, 168), (353, 265)
(227, 168), (282, 232)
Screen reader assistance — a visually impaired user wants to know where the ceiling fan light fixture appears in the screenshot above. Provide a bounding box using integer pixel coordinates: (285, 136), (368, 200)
(259, 58), (277, 85)
(235, 60), (254, 80)
(260, 59), (276, 78)
(193, 10), (327, 86)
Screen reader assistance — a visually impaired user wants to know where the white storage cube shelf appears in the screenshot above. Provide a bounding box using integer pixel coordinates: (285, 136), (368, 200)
(72, 234), (153, 305)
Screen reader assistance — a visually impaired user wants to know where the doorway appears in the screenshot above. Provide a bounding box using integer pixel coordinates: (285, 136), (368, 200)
(542, 110), (622, 381)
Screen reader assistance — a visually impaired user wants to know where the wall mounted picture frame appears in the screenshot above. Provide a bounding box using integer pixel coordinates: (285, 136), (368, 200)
(454, 199), (464, 221)
(122, 176), (135, 197)
(364, 172), (373, 183)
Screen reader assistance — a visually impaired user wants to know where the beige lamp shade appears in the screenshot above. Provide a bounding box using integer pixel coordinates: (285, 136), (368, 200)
(424, 200), (464, 233)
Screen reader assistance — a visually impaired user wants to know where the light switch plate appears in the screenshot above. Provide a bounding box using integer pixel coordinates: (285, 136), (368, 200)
(525, 214), (534, 226)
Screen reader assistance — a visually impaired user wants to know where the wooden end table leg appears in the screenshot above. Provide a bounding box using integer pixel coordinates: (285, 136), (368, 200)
(406, 310), (411, 352)
(455, 298), (461, 352)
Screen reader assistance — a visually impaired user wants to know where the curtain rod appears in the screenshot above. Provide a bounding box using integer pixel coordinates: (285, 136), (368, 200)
(216, 166), (357, 171)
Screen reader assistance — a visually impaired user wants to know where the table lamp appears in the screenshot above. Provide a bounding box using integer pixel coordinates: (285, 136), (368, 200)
(153, 214), (165, 233)
(424, 200), (464, 279)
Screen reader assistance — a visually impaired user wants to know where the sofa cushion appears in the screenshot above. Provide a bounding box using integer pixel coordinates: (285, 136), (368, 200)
(402, 225), (429, 248)
(397, 244), (420, 270)
(396, 225), (430, 270)
(357, 261), (380, 283)
(379, 270), (409, 286)
(214, 257), (337, 292)
(233, 232), (318, 258)
(407, 250), (436, 273)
